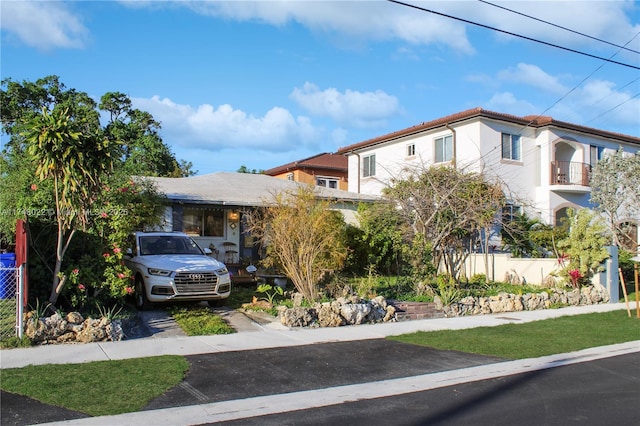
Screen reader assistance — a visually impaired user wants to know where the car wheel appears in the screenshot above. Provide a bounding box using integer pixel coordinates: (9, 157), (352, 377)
(135, 277), (153, 311)
(207, 300), (222, 308)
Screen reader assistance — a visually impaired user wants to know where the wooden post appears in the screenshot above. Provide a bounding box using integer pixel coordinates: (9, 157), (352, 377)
(635, 263), (639, 319)
(619, 268), (631, 317)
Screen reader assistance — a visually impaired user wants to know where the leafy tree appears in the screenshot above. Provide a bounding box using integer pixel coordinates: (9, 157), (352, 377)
(383, 165), (504, 281)
(245, 185), (347, 302)
(237, 165), (264, 174)
(348, 201), (405, 275)
(590, 148), (640, 247)
(100, 92), (196, 177)
(23, 106), (115, 304)
(556, 208), (610, 285)
(501, 213), (567, 258)
(0, 76), (171, 308)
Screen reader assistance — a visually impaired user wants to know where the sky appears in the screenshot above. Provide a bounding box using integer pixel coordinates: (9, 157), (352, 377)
(1, 1), (639, 176)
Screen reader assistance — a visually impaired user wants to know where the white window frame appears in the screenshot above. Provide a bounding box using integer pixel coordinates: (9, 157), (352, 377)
(501, 133), (521, 161)
(316, 176), (339, 189)
(435, 135), (453, 163)
(406, 143), (416, 157)
(363, 154), (376, 177)
(590, 145), (604, 169)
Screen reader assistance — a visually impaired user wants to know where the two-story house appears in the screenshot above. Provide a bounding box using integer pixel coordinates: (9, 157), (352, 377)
(263, 153), (348, 190)
(336, 107), (640, 247)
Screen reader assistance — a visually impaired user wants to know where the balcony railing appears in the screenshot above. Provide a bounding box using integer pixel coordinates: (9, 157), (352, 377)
(550, 161), (591, 186)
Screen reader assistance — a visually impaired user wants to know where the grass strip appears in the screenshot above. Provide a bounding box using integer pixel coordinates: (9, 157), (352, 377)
(0, 355), (189, 416)
(388, 310), (640, 359)
(168, 306), (235, 336)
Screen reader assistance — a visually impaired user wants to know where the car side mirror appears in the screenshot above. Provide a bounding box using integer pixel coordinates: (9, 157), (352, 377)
(125, 248), (133, 256)
(204, 247), (212, 255)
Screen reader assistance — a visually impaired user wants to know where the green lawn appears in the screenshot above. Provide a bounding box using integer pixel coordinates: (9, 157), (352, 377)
(388, 310), (640, 359)
(0, 356), (188, 416)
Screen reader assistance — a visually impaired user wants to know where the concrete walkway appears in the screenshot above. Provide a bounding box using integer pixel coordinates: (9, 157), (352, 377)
(1, 302), (638, 426)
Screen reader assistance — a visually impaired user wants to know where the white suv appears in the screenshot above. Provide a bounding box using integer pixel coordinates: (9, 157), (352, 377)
(125, 232), (231, 310)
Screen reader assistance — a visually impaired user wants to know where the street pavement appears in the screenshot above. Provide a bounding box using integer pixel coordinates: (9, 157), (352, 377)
(0, 302), (638, 425)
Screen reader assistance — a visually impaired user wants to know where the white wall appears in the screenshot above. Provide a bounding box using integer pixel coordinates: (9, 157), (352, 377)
(460, 253), (604, 287)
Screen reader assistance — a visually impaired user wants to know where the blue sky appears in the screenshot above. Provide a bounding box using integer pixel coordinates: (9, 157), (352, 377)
(2, 1), (639, 175)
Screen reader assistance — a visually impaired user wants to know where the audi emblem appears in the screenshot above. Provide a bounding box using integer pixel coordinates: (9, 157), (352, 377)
(189, 274), (205, 280)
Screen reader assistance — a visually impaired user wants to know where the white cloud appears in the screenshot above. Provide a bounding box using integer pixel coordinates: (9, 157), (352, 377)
(290, 82), (401, 128)
(486, 92), (537, 116)
(498, 63), (567, 95)
(0, 1), (89, 51)
(124, 0), (474, 54)
(131, 95), (324, 151)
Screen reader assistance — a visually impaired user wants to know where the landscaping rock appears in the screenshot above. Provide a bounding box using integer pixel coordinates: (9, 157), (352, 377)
(23, 311), (125, 344)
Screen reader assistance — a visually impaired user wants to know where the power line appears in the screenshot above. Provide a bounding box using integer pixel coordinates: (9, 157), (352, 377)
(385, 0), (640, 70)
(478, 0), (640, 55)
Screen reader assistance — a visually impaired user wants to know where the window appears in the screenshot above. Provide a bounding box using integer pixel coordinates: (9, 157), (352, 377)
(501, 203), (522, 223)
(435, 135), (453, 163)
(363, 154), (376, 177)
(183, 207), (224, 237)
(501, 133), (521, 161)
(406, 144), (416, 157)
(316, 177), (338, 189)
(286, 173), (294, 181)
(590, 145), (604, 168)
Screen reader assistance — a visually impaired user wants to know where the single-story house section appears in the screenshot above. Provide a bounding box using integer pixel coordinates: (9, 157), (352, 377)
(144, 172), (378, 267)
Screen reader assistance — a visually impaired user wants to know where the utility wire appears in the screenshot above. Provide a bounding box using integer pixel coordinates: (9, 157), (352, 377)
(478, 0), (640, 55)
(385, 0), (640, 70)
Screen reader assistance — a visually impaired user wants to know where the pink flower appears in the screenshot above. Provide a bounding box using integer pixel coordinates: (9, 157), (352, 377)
(72, 268), (79, 275)
(113, 247), (121, 254)
(78, 284), (85, 291)
(117, 273), (126, 279)
(125, 286), (134, 295)
(100, 212), (108, 218)
(103, 253), (110, 258)
(30, 184), (37, 191)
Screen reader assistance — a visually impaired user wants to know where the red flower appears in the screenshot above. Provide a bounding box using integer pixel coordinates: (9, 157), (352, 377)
(78, 284), (85, 291)
(103, 253), (110, 258)
(125, 286), (134, 295)
(72, 268), (79, 275)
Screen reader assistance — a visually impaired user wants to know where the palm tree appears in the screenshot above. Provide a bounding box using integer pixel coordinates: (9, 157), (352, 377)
(25, 107), (114, 304)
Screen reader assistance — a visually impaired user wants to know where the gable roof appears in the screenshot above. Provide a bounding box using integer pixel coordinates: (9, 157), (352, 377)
(336, 107), (640, 154)
(145, 172), (376, 207)
(263, 152), (348, 176)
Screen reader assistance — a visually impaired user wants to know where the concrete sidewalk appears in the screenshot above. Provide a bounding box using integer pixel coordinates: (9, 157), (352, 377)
(1, 302), (637, 369)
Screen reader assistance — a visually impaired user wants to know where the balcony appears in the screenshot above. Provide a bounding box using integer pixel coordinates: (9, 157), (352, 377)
(550, 161), (591, 193)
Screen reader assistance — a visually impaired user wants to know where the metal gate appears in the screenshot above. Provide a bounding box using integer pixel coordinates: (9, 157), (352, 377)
(0, 265), (25, 340)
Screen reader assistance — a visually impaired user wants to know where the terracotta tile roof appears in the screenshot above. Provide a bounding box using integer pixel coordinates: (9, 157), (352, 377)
(336, 107), (640, 154)
(264, 152), (347, 175)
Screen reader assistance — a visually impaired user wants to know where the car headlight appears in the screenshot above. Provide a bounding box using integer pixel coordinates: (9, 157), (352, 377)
(215, 267), (229, 275)
(148, 268), (172, 277)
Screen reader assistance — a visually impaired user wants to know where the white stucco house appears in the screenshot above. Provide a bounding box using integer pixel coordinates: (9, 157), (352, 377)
(336, 107), (640, 248)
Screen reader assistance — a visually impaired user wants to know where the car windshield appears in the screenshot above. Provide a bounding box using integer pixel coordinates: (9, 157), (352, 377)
(139, 236), (204, 256)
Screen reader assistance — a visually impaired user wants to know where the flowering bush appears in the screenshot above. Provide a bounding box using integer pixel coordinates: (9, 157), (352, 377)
(567, 269), (583, 288)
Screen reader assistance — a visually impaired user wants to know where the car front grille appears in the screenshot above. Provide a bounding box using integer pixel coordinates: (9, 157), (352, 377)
(174, 272), (219, 294)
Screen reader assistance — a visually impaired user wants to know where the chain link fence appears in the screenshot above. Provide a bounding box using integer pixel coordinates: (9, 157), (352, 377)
(0, 265), (25, 340)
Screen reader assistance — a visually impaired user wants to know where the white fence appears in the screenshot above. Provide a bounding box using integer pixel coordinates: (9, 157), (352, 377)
(0, 265), (25, 340)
